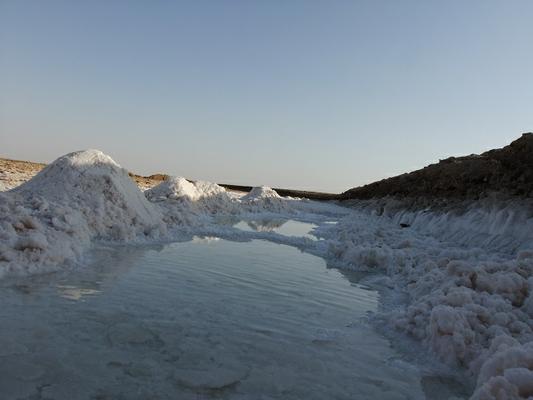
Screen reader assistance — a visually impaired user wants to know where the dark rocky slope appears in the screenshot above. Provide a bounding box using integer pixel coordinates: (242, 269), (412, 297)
(341, 133), (533, 201)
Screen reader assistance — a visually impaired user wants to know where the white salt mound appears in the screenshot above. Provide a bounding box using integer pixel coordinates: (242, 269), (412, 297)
(15, 149), (165, 238)
(241, 186), (290, 213)
(0, 150), (165, 277)
(145, 177), (200, 201)
(145, 176), (238, 216)
(242, 186), (281, 201)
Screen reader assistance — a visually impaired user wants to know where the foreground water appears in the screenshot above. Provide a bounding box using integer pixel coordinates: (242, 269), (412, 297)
(0, 222), (468, 399)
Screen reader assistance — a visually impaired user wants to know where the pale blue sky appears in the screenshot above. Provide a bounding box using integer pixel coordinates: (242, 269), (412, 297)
(1, 1), (532, 192)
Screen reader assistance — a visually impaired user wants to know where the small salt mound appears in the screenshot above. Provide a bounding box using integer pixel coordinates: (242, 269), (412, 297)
(0, 150), (166, 278)
(145, 176), (238, 217)
(241, 186), (290, 213)
(145, 177), (200, 201)
(195, 180), (232, 201)
(242, 186), (281, 201)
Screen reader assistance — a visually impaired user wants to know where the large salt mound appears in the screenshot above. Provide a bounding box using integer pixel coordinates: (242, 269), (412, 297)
(145, 176), (238, 218)
(0, 150), (165, 277)
(241, 186), (290, 213)
(16, 149), (165, 238)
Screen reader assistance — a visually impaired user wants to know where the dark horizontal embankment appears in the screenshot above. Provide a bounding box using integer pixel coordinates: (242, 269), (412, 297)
(341, 133), (533, 201)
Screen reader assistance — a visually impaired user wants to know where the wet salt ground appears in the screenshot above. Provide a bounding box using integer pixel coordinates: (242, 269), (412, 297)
(0, 221), (469, 399)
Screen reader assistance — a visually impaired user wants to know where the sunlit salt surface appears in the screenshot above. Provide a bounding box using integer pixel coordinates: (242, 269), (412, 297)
(0, 238), (469, 399)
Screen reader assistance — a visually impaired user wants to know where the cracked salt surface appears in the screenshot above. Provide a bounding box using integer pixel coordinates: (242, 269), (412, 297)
(0, 236), (469, 399)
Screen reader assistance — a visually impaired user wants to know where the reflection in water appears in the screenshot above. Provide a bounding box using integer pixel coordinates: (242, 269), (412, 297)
(246, 218), (286, 232)
(57, 285), (100, 301)
(231, 218), (318, 240)
(191, 235), (221, 243)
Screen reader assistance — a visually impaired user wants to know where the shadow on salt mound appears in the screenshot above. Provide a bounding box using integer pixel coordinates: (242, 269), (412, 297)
(14, 149), (165, 239)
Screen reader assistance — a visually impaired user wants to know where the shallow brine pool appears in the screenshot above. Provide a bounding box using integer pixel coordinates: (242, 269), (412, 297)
(0, 230), (468, 399)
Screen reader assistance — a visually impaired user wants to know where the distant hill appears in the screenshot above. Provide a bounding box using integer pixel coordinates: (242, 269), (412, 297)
(341, 133), (533, 200)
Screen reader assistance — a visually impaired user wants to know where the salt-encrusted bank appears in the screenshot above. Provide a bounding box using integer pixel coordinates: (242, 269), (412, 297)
(317, 200), (533, 399)
(1, 149), (532, 399)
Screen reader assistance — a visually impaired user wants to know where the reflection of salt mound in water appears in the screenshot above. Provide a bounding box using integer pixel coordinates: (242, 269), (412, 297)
(145, 176), (238, 215)
(241, 186), (290, 213)
(0, 150), (165, 277)
(247, 219), (286, 232)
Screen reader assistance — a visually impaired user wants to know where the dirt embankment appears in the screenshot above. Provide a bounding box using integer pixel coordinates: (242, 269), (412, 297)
(128, 173), (168, 190)
(0, 158), (46, 190)
(341, 133), (533, 202)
